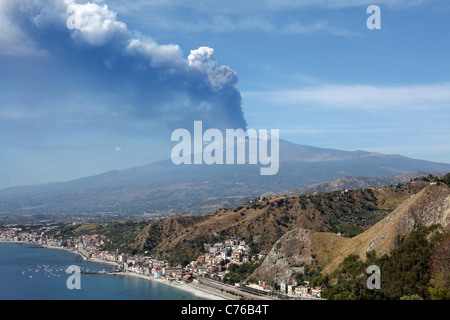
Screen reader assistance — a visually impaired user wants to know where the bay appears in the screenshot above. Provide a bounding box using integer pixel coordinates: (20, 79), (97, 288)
(0, 242), (204, 300)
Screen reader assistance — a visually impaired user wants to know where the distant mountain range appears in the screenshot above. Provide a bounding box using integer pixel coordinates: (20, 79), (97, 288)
(277, 171), (444, 197)
(1, 140), (450, 216)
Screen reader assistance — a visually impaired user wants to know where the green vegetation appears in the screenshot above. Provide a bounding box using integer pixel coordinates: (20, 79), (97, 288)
(439, 173), (450, 187)
(312, 253), (382, 300)
(399, 294), (424, 300)
(428, 233), (450, 300)
(46, 221), (149, 254)
(166, 242), (199, 267)
(164, 235), (218, 267)
(223, 261), (263, 285)
(314, 225), (448, 300)
(37, 176), (434, 264)
(331, 223), (365, 238)
(29, 176), (445, 286)
(294, 264), (323, 285)
(381, 225), (444, 300)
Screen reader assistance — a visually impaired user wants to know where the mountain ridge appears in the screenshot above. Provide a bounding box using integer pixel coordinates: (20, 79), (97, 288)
(40, 175), (450, 286)
(93, 176), (436, 263)
(1, 140), (450, 216)
(251, 182), (450, 284)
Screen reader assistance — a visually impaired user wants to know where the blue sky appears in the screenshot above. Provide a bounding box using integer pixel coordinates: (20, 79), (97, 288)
(0, 0), (449, 188)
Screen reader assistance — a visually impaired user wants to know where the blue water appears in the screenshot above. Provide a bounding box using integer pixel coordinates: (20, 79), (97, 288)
(0, 243), (203, 300)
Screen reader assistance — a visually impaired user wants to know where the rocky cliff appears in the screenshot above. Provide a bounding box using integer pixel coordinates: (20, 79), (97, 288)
(252, 183), (450, 284)
(251, 228), (314, 284)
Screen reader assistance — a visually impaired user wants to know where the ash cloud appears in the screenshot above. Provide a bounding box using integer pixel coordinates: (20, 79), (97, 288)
(0, 0), (247, 131)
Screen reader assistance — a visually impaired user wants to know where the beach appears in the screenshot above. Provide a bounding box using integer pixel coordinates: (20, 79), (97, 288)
(50, 244), (231, 300)
(115, 272), (230, 300)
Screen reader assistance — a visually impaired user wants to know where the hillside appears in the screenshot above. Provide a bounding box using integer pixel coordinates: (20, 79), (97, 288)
(140, 178), (433, 263)
(319, 182), (450, 273)
(251, 182), (450, 285)
(1, 140), (450, 217)
(49, 176), (437, 267)
(283, 171), (442, 196)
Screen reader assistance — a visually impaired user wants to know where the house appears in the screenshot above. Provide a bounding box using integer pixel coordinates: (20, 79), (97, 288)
(287, 284), (296, 295)
(311, 287), (322, 298)
(152, 267), (162, 278)
(183, 274), (192, 281)
(294, 286), (310, 296)
(163, 267), (183, 277)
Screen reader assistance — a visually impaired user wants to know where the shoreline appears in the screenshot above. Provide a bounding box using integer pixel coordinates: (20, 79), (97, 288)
(114, 272), (229, 300)
(0, 241), (229, 300)
(44, 245), (232, 300)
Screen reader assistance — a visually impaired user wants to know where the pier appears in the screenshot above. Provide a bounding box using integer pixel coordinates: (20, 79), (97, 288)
(80, 270), (122, 275)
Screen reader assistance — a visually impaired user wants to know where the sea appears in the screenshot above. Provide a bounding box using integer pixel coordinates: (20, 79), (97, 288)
(0, 242), (204, 300)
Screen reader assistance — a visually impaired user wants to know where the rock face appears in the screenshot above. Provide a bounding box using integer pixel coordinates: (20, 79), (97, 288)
(251, 228), (313, 284)
(320, 184), (450, 274)
(395, 184), (450, 236)
(252, 184), (450, 282)
(366, 184), (449, 250)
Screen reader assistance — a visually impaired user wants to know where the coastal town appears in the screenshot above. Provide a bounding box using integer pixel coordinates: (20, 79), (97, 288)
(0, 226), (322, 300)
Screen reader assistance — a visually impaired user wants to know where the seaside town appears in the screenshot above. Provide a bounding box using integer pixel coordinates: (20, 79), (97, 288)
(0, 226), (322, 300)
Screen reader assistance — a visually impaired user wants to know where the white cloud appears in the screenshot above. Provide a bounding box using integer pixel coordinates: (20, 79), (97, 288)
(280, 20), (358, 36)
(259, 0), (427, 10)
(188, 47), (217, 72)
(244, 83), (450, 111)
(0, 0), (247, 132)
(67, 2), (129, 46)
(115, 0), (428, 14)
(0, 0), (130, 50)
(126, 38), (184, 68)
(113, 10), (356, 36)
(187, 47), (238, 90)
(0, 0), (238, 88)
(107, 0), (429, 36)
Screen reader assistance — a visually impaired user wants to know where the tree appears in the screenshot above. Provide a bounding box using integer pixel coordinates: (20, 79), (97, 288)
(381, 225), (444, 300)
(320, 254), (381, 300)
(318, 225), (445, 300)
(428, 233), (450, 300)
(223, 261), (262, 284)
(440, 173), (450, 187)
(400, 294), (424, 300)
